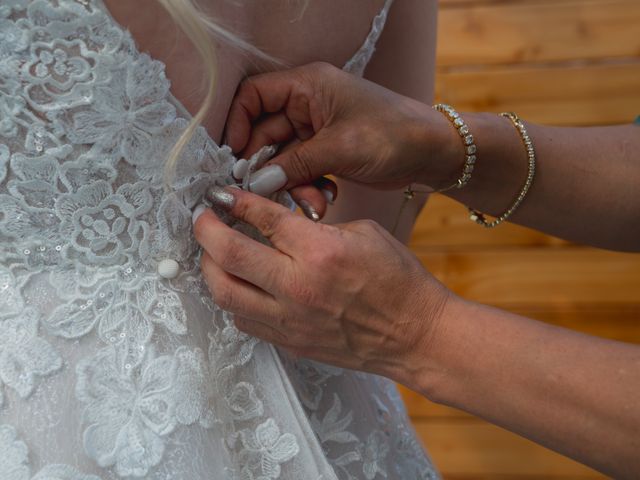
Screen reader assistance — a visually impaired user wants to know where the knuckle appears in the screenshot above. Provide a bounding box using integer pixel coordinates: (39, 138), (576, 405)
(308, 61), (335, 76)
(356, 218), (379, 230)
(239, 317), (291, 347)
(287, 330), (310, 348)
(237, 78), (252, 95)
(255, 209), (287, 238)
(307, 244), (339, 266)
(262, 264), (284, 292)
(301, 228), (348, 265)
(287, 145), (316, 182)
(232, 196), (250, 221)
(351, 218), (381, 235)
(284, 346), (304, 359)
(212, 280), (235, 311)
(288, 281), (318, 308)
(218, 237), (245, 271)
(234, 197), (290, 239)
(272, 329), (292, 347)
(237, 79), (257, 103)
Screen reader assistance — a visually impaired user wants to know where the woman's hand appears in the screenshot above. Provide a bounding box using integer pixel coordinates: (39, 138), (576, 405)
(193, 186), (451, 384)
(224, 62), (458, 194)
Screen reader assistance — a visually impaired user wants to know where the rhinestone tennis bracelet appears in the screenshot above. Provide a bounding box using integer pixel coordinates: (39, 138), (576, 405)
(432, 103), (478, 192)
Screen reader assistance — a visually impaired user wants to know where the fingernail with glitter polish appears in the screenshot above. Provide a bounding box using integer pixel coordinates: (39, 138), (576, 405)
(192, 204), (208, 225)
(205, 186), (236, 210)
(321, 188), (335, 205)
(248, 165), (288, 197)
(299, 200), (320, 222)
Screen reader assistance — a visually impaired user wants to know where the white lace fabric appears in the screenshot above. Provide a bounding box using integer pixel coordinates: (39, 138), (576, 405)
(0, 0), (438, 479)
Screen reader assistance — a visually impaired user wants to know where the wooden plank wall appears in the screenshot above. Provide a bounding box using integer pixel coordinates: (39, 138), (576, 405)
(401, 0), (640, 478)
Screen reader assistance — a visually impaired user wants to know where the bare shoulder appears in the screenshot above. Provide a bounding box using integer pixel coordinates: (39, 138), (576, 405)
(365, 0), (438, 102)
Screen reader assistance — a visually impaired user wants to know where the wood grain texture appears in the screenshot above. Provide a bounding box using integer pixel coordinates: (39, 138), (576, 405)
(439, 0), (624, 7)
(435, 62), (640, 126)
(403, 0), (640, 477)
(417, 247), (640, 305)
(409, 195), (569, 249)
(437, 0), (640, 66)
(414, 421), (606, 477)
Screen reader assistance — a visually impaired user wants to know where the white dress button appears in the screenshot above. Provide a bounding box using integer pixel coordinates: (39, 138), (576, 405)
(157, 258), (180, 279)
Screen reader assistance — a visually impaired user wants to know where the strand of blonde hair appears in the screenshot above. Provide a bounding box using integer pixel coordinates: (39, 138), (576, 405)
(157, 0), (280, 188)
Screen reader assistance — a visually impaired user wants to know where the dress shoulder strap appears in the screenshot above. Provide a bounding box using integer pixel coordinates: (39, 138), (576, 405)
(342, 0), (394, 76)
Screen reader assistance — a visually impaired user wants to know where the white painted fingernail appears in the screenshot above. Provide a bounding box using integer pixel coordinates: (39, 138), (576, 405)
(249, 165), (288, 197)
(192, 204), (207, 225)
(322, 188), (334, 205)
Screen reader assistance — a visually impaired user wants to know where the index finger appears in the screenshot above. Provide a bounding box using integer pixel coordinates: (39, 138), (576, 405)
(193, 208), (288, 294)
(206, 186), (311, 254)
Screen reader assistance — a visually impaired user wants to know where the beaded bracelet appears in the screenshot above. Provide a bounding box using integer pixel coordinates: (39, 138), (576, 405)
(432, 103), (478, 192)
(468, 112), (536, 228)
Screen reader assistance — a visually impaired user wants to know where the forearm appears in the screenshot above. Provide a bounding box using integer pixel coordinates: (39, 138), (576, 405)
(424, 112), (640, 251)
(411, 298), (640, 478)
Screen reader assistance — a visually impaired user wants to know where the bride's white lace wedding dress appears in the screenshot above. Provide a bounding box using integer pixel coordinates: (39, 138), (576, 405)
(0, 1), (439, 478)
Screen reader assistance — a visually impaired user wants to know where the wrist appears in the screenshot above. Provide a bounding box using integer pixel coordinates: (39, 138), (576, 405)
(403, 292), (474, 404)
(403, 103), (467, 190)
(410, 108), (512, 194)
(444, 112), (533, 218)
(368, 272), (451, 390)
(384, 277), (458, 397)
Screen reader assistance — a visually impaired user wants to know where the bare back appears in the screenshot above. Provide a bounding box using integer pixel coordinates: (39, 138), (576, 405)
(104, 0), (388, 140)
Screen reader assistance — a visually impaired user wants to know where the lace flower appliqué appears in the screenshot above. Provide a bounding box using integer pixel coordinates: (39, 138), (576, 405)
(0, 307), (62, 408)
(0, 144), (8, 182)
(360, 431), (391, 480)
(56, 180), (153, 266)
(76, 346), (212, 477)
(237, 419), (300, 480)
(0, 18), (29, 60)
(45, 273), (189, 371)
(0, 423), (101, 480)
(63, 54), (176, 167)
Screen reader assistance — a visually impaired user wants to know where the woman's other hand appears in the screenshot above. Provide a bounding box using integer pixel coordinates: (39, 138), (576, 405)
(224, 62), (458, 195)
(193, 186), (451, 385)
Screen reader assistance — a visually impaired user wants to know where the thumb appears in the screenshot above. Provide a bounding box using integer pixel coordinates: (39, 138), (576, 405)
(247, 140), (327, 196)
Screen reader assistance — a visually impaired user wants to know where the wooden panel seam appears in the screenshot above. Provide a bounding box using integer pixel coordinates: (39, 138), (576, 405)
(437, 0), (640, 66)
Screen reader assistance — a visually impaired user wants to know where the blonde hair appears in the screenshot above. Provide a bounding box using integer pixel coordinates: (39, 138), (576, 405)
(158, 0), (284, 187)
